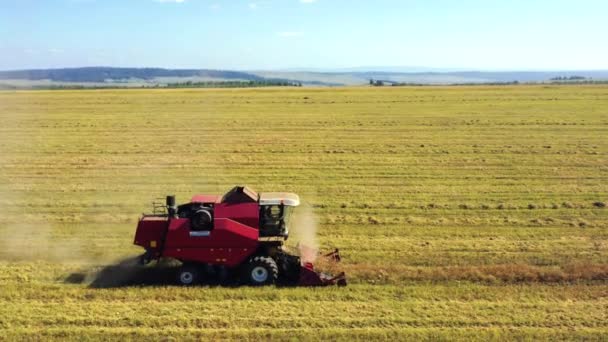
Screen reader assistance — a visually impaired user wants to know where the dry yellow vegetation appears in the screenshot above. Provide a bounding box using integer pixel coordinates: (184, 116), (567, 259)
(0, 85), (606, 340)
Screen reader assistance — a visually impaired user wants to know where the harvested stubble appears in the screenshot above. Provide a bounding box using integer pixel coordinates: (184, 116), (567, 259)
(0, 85), (606, 340)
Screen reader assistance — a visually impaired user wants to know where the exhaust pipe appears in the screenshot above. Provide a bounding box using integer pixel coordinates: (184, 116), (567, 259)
(156, 195), (177, 260)
(166, 195), (177, 218)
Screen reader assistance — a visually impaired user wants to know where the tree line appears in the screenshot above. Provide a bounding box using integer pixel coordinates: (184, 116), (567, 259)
(549, 75), (587, 81)
(165, 80), (303, 88)
(368, 78), (608, 87)
(0, 80), (304, 90)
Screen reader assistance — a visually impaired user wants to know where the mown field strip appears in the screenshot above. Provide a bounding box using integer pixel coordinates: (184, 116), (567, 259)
(0, 282), (606, 339)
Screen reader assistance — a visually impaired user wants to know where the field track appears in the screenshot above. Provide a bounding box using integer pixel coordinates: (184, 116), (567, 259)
(0, 85), (606, 340)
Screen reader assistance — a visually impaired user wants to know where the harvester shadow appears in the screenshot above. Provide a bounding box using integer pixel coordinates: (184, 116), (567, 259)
(93, 264), (185, 288)
(65, 265), (309, 288)
(65, 265), (304, 288)
(66, 266), (246, 288)
(63, 257), (180, 288)
(64, 257), (266, 288)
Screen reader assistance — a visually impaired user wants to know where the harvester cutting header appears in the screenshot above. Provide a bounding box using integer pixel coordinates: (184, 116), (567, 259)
(134, 186), (346, 286)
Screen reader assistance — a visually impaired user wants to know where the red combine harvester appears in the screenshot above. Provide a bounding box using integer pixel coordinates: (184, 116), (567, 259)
(134, 186), (346, 286)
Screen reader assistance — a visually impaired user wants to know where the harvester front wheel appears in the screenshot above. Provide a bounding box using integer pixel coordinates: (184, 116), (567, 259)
(177, 264), (199, 286)
(245, 256), (278, 286)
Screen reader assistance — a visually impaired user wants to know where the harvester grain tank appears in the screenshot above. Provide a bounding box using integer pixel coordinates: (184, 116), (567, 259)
(134, 186), (346, 286)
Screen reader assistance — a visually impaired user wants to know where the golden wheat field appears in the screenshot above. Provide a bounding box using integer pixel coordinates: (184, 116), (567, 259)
(0, 85), (607, 340)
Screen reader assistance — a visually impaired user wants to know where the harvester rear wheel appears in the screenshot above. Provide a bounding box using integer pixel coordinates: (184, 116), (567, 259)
(177, 264), (200, 286)
(245, 256), (278, 286)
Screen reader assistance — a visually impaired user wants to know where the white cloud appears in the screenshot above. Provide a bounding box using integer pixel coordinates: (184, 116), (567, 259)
(300, 0), (317, 3)
(277, 31), (304, 37)
(248, 1), (272, 10)
(155, 0), (186, 3)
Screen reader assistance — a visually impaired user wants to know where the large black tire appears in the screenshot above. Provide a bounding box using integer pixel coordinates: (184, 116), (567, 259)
(177, 263), (200, 286)
(244, 256), (278, 286)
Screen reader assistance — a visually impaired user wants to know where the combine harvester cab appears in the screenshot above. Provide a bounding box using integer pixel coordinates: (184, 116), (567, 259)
(133, 186), (346, 287)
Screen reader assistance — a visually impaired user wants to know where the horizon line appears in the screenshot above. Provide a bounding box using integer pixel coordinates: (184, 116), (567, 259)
(2, 65), (608, 73)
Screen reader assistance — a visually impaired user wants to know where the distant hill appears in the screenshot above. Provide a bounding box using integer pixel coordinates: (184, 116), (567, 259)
(0, 67), (264, 83)
(1, 67), (608, 88)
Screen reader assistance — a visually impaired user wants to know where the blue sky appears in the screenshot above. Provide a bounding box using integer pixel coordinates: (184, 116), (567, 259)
(0, 0), (607, 71)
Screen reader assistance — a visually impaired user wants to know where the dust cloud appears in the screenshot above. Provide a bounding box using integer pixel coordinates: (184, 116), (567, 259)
(0, 223), (78, 261)
(289, 201), (319, 264)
